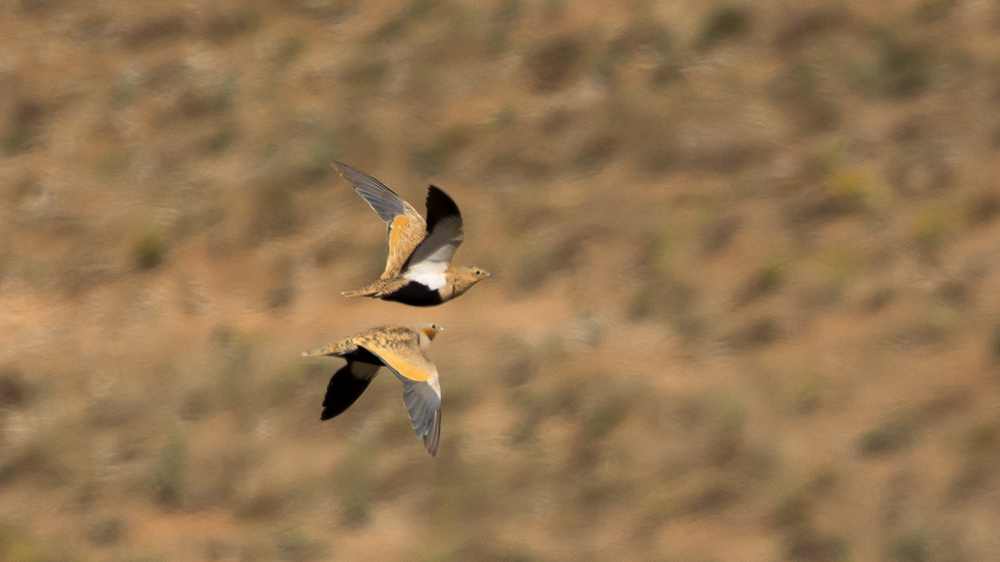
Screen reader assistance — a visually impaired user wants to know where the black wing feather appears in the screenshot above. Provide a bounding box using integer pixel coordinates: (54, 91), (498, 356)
(320, 361), (378, 420)
(401, 186), (464, 270)
(424, 186), (461, 233)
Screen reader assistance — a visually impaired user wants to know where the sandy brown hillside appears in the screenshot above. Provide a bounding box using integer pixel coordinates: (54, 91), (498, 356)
(2, 0), (1000, 560)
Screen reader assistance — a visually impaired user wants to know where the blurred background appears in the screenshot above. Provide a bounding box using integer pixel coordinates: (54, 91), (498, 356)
(2, 0), (1000, 560)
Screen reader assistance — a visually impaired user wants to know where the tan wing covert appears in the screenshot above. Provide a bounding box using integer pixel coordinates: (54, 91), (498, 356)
(352, 327), (436, 382)
(353, 326), (442, 455)
(333, 162), (428, 279)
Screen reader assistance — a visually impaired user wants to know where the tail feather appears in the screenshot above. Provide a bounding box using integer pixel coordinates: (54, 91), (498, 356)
(342, 279), (394, 299)
(341, 289), (376, 298)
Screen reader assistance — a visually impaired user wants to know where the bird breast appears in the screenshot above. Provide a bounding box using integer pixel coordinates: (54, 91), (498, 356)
(403, 261), (448, 290)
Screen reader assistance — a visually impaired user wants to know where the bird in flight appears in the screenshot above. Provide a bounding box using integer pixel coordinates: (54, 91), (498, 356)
(303, 322), (444, 456)
(334, 162), (490, 306)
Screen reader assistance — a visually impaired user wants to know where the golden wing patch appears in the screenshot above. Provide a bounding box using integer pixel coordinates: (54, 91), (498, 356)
(355, 333), (434, 382)
(384, 213), (427, 278)
(387, 214), (411, 257)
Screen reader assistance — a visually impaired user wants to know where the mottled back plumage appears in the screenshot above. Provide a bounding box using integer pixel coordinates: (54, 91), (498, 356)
(304, 323), (443, 455)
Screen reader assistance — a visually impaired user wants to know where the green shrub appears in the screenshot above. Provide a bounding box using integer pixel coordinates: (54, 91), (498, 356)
(696, 4), (752, 50)
(149, 430), (187, 507)
(133, 227), (167, 270)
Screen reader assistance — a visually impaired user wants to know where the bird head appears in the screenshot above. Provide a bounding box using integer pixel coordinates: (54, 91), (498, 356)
(412, 322), (444, 342)
(452, 266), (491, 297)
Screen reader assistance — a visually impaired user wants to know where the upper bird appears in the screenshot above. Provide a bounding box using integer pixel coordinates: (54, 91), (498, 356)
(303, 322), (444, 456)
(334, 162), (490, 306)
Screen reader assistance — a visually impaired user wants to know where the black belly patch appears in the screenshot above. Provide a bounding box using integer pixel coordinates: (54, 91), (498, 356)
(385, 281), (444, 306)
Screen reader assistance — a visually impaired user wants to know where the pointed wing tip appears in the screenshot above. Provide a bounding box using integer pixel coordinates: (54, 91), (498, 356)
(425, 185), (461, 217)
(422, 409), (441, 456)
(331, 162), (348, 181)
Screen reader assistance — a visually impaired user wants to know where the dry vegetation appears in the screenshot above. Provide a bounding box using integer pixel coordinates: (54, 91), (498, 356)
(2, 0), (1000, 560)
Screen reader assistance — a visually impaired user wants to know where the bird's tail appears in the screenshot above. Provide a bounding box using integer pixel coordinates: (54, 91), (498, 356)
(341, 288), (375, 298)
(341, 280), (386, 298)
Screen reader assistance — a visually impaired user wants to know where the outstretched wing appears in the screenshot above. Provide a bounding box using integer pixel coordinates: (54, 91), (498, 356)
(401, 186), (464, 289)
(320, 360), (380, 420)
(356, 327), (442, 455)
(403, 378), (442, 456)
(333, 162), (428, 279)
(333, 162), (407, 223)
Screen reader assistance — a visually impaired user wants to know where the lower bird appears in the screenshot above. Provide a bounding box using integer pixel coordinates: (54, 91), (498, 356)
(303, 322), (444, 456)
(334, 162), (490, 306)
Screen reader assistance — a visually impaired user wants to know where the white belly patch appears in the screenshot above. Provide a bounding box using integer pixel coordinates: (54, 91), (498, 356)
(404, 262), (448, 290)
